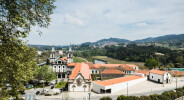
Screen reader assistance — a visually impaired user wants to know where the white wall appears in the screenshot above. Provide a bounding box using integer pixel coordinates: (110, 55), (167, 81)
(92, 77), (146, 94)
(52, 65), (67, 72)
(149, 72), (171, 83)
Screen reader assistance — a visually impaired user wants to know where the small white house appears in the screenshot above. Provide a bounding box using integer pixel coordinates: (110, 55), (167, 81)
(149, 69), (171, 83)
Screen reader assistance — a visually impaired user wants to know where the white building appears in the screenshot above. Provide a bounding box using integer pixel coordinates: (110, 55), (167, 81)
(49, 46), (74, 79)
(92, 74), (146, 94)
(37, 51), (43, 55)
(126, 64), (139, 70)
(149, 69), (171, 83)
(68, 63), (91, 92)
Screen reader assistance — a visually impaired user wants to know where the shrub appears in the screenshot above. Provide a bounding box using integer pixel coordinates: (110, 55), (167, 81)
(55, 81), (67, 88)
(99, 96), (112, 100)
(45, 93), (52, 96)
(140, 96), (151, 100)
(125, 96), (139, 100)
(53, 92), (60, 95)
(149, 94), (160, 100)
(117, 95), (126, 100)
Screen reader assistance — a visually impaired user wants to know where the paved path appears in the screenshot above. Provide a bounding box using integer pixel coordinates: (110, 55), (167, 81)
(21, 77), (184, 100)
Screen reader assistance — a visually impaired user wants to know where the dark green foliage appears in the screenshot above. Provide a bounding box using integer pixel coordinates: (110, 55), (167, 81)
(149, 94), (160, 100)
(117, 95), (126, 100)
(125, 96), (139, 100)
(139, 96), (151, 100)
(45, 93), (52, 96)
(99, 96), (112, 100)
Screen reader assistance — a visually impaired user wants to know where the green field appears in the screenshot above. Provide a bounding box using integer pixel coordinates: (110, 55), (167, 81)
(73, 57), (86, 63)
(93, 56), (145, 67)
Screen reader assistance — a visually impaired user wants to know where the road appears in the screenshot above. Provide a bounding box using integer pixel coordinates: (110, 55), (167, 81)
(21, 77), (184, 100)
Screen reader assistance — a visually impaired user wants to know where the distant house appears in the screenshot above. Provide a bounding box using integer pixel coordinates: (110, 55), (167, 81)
(88, 63), (101, 74)
(37, 51), (42, 55)
(149, 69), (171, 83)
(126, 64), (139, 70)
(135, 69), (150, 77)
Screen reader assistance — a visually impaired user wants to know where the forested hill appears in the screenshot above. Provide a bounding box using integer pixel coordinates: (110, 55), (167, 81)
(81, 38), (130, 47)
(81, 34), (184, 47)
(135, 34), (184, 42)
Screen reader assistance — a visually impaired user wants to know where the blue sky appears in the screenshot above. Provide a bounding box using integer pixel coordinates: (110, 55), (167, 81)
(25, 0), (184, 45)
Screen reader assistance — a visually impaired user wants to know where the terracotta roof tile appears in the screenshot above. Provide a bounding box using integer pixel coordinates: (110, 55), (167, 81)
(69, 63), (91, 79)
(101, 69), (125, 74)
(126, 64), (139, 68)
(136, 69), (150, 74)
(93, 75), (143, 86)
(169, 71), (184, 76)
(61, 57), (67, 62)
(150, 69), (166, 75)
(68, 63), (76, 67)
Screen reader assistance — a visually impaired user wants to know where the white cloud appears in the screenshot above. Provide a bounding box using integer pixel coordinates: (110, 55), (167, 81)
(26, 0), (184, 45)
(64, 14), (84, 26)
(134, 22), (148, 27)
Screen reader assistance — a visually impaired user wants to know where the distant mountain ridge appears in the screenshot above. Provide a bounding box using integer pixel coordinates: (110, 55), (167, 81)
(81, 38), (130, 47)
(80, 34), (184, 47)
(30, 33), (184, 49)
(135, 34), (184, 42)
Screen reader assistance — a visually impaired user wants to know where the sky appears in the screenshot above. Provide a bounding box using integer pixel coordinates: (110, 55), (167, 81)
(25, 0), (184, 45)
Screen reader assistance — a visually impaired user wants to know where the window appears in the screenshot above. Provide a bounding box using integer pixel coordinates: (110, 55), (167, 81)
(92, 71), (94, 73)
(96, 70), (98, 73)
(54, 66), (56, 68)
(59, 66), (60, 68)
(58, 61), (61, 64)
(63, 66), (64, 68)
(152, 76), (153, 78)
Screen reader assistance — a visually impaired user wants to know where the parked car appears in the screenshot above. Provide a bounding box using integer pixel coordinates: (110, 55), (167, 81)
(35, 91), (40, 95)
(51, 86), (54, 89)
(44, 89), (48, 92)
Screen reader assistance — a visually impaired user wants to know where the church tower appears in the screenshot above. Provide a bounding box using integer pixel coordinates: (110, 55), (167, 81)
(67, 45), (73, 63)
(50, 47), (56, 63)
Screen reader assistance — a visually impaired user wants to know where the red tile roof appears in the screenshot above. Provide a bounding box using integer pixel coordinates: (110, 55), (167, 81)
(169, 71), (184, 76)
(100, 64), (135, 71)
(150, 69), (166, 75)
(136, 69), (150, 74)
(69, 63), (91, 79)
(101, 69), (125, 74)
(126, 64), (139, 68)
(61, 57), (67, 62)
(93, 75), (143, 86)
(68, 63), (76, 67)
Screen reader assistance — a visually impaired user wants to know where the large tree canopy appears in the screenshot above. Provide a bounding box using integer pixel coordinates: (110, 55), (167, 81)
(0, 0), (56, 99)
(0, 0), (56, 39)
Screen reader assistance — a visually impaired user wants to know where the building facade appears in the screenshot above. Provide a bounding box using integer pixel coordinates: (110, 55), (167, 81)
(149, 69), (171, 83)
(49, 46), (74, 79)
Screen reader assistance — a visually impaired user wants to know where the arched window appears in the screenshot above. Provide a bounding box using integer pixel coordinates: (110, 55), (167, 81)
(92, 71), (94, 73)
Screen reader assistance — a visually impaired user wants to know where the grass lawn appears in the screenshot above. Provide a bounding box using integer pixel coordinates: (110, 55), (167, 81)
(73, 57), (86, 63)
(55, 81), (67, 88)
(93, 56), (145, 67)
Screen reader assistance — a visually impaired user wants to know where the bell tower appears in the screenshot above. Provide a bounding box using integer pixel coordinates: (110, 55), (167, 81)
(50, 47), (56, 63)
(67, 45), (73, 63)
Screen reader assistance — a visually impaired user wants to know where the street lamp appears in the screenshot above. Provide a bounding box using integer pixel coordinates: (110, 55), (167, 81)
(88, 93), (91, 100)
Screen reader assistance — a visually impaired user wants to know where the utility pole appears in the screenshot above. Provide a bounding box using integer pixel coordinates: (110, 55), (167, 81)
(127, 82), (128, 96)
(176, 77), (178, 92)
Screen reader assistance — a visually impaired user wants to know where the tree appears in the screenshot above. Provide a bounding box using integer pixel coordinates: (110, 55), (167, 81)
(0, 0), (56, 99)
(34, 65), (56, 82)
(0, 42), (37, 99)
